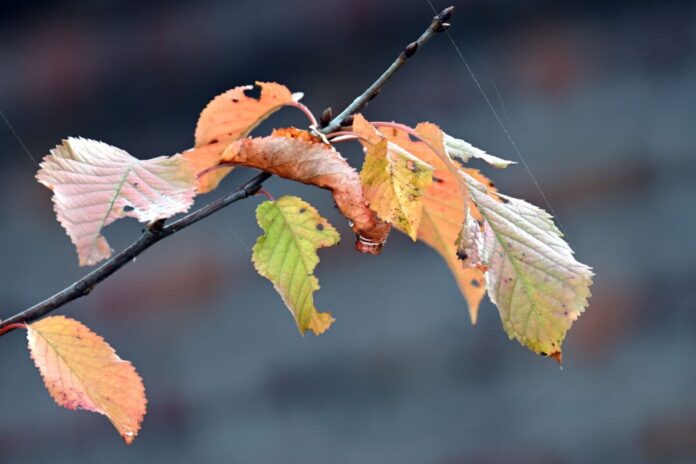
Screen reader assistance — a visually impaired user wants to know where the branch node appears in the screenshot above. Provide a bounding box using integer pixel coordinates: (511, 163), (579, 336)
(74, 280), (94, 296)
(147, 219), (166, 234)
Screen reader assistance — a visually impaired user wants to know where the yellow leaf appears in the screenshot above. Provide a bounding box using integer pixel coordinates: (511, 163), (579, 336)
(26, 316), (147, 444)
(184, 82), (302, 193)
(353, 115), (434, 239)
(379, 122), (486, 323)
(252, 196), (340, 335)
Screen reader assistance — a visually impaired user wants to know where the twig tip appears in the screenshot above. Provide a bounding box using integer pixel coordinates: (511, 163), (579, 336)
(438, 6), (454, 22)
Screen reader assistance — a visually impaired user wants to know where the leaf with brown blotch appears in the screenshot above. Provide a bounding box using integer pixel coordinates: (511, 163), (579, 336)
(378, 122), (486, 323)
(455, 167), (501, 270)
(221, 128), (391, 255)
(37, 137), (197, 266)
(26, 316), (147, 444)
(456, 203), (486, 270)
(352, 115), (434, 239)
(184, 82), (303, 193)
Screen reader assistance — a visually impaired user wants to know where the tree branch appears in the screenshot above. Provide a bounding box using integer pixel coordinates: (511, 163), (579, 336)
(0, 6), (454, 334)
(321, 6), (453, 133)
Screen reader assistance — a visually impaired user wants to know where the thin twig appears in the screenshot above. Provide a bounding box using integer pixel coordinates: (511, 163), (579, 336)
(321, 6), (453, 133)
(0, 6), (454, 334)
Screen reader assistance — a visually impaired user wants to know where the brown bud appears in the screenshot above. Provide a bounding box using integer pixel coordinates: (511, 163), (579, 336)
(438, 6), (454, 23)
(404, 41), (419, 58)
(319, 107), (332, 127)
(341, 114), (354, 127)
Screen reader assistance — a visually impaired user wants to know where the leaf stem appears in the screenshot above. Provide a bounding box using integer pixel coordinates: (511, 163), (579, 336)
(328, 135), (361, 144)
(256, 188), (275, 201)
(289, 101), (318, 127)
(326, 130), (358, 139)
(326, 130), (372, 145)
(0, 323), (27, 337)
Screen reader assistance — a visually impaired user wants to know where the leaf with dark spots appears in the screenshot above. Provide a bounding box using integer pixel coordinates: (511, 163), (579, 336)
(184, 82), (303, 193)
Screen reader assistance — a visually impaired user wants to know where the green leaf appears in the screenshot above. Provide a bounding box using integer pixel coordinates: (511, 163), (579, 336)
(359, 138), (434, 240)
(462, 172), (593, 359)
(252, 195), (340, 335)
(444, 133), (515, 168)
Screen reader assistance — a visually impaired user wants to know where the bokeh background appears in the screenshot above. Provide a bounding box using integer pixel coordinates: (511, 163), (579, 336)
(1, 0), (695, 463)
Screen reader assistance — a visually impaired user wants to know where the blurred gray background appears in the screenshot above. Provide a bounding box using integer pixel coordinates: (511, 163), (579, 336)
(1, 0), (695, 463)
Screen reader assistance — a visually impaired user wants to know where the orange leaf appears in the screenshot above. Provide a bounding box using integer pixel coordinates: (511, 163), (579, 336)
(378, 122), (486, 323)
(26, 316), (146, 444)
(221, 128), (391, 254)
(184, 82), (302, 193)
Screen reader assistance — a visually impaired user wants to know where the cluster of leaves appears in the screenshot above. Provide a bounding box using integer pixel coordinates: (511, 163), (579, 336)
(14, 81), (591, 443)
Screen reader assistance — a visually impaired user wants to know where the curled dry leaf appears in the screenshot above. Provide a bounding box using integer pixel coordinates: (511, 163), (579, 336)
(26, 316), (147, 444)
(352, 114), (434, 240)
(184, 82), (303, 193)
(378, 122), (486, 323)
(37, 138), (197, 266)
(221, 128), (391, 254)
(253, 196), (339, 335)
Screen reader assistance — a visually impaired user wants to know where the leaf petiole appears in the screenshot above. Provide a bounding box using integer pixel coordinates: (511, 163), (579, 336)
(0, 323), (27, 337)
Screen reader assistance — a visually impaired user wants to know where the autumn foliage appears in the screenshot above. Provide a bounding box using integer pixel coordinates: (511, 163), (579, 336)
(6, 76), (593, 444)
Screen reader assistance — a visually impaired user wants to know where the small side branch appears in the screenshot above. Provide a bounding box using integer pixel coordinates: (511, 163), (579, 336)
(0, 6), (454, 334)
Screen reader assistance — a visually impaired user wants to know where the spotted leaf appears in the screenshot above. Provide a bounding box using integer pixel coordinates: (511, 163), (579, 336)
(252, 196), (340, 335)
(185, 82), (303, 192)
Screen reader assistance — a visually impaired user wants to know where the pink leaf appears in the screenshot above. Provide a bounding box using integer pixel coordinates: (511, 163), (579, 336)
(37, 137), (197, 266)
